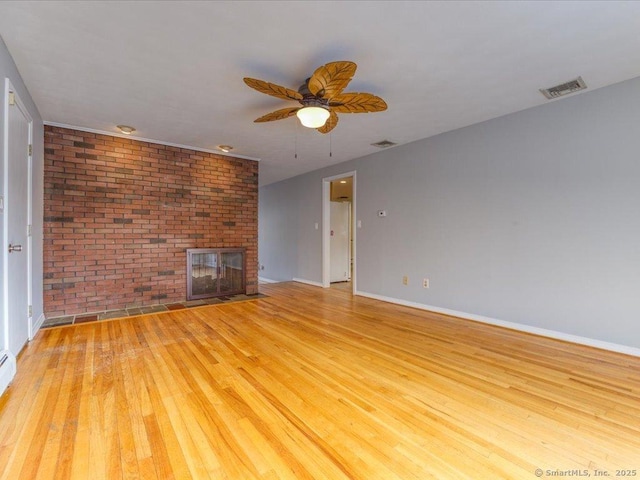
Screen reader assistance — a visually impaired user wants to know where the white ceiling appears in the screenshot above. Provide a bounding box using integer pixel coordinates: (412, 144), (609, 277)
(1, 1), (640, 185)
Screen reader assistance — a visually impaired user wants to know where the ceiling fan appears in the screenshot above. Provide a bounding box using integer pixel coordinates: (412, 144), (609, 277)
(243, 61), (387, 134)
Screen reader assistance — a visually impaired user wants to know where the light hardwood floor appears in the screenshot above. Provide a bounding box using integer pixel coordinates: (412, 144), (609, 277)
(1, 281), (639, 479)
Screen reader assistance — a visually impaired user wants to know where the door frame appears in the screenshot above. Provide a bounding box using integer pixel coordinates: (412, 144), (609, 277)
(3, 79), (33, 351)
(322, 171), (356, 292)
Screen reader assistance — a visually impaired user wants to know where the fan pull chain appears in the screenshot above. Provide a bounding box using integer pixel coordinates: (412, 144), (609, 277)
(329, 132), (332, 158)
(295, 121), (298, 159)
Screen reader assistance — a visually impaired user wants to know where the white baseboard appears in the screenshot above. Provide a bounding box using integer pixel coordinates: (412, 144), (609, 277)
(258, 276), (281, 284)
(0, 351), (17, 397)
(292, 278), (325, 288)
(29, 313), (45, 341)
(355, 290), (640, 358)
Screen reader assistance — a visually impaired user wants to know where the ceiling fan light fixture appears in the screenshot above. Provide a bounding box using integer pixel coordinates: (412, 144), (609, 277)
(296, 106), (330, 128)
(244, 61), (387, 134)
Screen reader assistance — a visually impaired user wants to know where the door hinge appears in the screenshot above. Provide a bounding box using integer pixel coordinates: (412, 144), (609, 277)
(28, 144), (32, 156)
(8, 91), (15, 106)
(28, 305), (32, 317)
(27, 224), (32, 237)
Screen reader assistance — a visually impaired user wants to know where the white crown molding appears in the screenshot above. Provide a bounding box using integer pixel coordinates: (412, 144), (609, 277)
(44, 121), (261, 162)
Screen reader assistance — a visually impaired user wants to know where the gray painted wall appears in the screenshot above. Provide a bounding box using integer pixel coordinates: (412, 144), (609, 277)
(258, 175), (300, 281)
(259, 75), (640, 349)
(0, 35), (44, 338)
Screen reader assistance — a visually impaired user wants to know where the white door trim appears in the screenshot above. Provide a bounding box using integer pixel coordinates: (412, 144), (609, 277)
(2, 79), (11, 357)
(3, 78), (33, 356)
(322, 171), (356, 293)
(1, 79), (17, 393)
(26, 98), (34, 340)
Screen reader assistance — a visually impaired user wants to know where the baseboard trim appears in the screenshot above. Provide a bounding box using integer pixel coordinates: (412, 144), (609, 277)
(0, 351), (17, 397)
(29, 313), (45, 341)
(258, 276), (281, 284)
(355, 290), (640, 358)
(293, 278), (325, 288)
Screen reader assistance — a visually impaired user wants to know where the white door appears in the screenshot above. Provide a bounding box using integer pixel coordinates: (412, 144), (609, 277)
(5, 83), (31, 356)
(330, 201), (351, 283)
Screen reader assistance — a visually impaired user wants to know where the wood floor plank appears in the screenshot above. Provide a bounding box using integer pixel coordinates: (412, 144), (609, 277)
(1, 281), (640, 479)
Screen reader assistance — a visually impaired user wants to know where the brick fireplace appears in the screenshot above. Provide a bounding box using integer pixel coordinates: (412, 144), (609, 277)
(43, 126), (258, 317)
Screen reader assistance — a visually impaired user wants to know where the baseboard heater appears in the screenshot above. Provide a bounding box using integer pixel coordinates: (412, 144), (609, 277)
(0, 351), (16, 397)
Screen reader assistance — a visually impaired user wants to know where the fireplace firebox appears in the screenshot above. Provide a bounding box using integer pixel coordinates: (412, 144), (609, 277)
(186, 248), (246, 300)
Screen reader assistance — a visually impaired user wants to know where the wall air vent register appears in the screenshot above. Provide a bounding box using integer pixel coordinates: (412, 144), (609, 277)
(540, 77), (587, 99)
(371, 140), (397, 148)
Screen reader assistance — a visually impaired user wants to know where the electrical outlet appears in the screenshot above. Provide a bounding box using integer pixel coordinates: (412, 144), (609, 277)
(402, 276), (408, 285)
(423, 278), (429, 288)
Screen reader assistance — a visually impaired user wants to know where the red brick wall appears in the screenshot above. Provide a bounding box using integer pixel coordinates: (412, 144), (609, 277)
(43, 126), (258, 317)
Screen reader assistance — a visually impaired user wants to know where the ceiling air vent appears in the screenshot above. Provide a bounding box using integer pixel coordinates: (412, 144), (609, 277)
(540, 76), (587, 100)
(371, 140), (397, 148)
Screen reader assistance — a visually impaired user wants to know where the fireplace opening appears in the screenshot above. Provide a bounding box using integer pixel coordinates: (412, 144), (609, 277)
(187, 248), (246, 300)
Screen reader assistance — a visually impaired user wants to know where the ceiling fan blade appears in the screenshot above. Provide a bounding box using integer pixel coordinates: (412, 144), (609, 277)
(244, 77), (303, 102)
(316, 110), (338, 134)
(329, 92), (388, 113)
(254, 107), (300, 123)
(308, 61), (357, 99)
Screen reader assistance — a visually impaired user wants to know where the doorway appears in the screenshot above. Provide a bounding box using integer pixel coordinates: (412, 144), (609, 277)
(322, 171), (356, 292)
(330, 201), (350, 282)
(3, 80), (32, 358)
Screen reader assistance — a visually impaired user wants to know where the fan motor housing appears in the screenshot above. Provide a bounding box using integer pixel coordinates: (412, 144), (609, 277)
(298, 80), (329, 109)
(301, 96), (329, 109)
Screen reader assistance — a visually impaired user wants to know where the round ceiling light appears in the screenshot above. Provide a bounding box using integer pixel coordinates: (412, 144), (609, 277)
(117, 125), (136, 135)
(217, 145), (234, 153)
